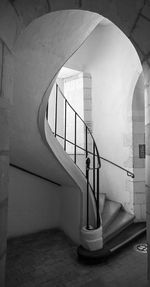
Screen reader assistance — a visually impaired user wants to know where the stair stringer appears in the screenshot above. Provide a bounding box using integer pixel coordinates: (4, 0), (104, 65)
(38, 74), (100, 247)
(41, 83), (103, 250)
(43, 114), (99, 245)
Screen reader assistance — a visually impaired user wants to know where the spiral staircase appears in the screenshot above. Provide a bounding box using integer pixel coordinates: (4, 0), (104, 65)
(11, 10), (146, 262)
(47, 83), (146, 262)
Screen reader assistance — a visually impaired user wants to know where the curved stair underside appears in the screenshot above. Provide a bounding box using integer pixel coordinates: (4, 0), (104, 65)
(10, 10), (102, 185)
(10, 10), (102, 244)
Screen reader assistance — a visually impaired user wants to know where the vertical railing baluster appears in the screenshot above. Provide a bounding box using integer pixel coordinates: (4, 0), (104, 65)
(64, 99), (67, 151)
(53, 83), (101, 230)
(74, 112), (77, 163)
(85, 126), (88, 158)
(85, 126), (90, 229)
(96, 166), (100, 228)
(93, 142), (95, 197)
(55, 84), (58, 136)
(86, 157), (90, 230)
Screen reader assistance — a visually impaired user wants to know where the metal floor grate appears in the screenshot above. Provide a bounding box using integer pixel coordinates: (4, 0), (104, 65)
(135, 243), (147, 254)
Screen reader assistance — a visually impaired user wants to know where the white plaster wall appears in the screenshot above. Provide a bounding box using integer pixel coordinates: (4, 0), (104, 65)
(66, 23), (142, 210)
(64, 74), (84, 153)
(87, 25), (142, 208)
(60, 186), (81, 245)
(7, 166), (61, 238)
(6, 9), (102, 245)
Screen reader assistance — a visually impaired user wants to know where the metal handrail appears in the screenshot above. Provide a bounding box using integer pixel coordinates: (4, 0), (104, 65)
(54, 87), (135, 177)
(99, 156), (134, 178)
(53, 132), (134, 178)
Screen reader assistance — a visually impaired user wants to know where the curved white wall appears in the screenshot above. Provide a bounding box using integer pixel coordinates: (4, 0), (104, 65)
(11, 10), (102, 185)
(8, 10), (102, 243)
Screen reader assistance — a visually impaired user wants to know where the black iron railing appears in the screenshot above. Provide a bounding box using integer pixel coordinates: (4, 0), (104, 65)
(47, 83), (101, 230)
(46, 83), (135, 229)
(99, 156), (134, 178)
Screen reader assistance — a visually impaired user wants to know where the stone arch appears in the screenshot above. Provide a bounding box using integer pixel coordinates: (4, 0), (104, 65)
(7, 1), (150, 65)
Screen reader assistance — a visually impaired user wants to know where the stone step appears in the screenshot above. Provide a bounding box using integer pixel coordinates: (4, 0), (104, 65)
(102, 199), (121, 231)
(99, 193), (106, 214)
(77, 222), (146, 262)
(107, 221), (146, 252)
(103, 209), (135, 243)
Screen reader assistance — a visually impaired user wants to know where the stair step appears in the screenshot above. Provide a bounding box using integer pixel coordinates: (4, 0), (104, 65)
(107, 221), (146, 252)
(103, 209), (135, 243)
(102, 199), (121, 230)
(99, 193), (106, 214)
(77, 222), (146, 262)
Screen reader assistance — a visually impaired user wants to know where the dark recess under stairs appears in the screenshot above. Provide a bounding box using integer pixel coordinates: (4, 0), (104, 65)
(78, 194), (146, 262)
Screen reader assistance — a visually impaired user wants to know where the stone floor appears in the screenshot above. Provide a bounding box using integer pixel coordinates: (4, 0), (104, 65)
(6, 229), (149, 287)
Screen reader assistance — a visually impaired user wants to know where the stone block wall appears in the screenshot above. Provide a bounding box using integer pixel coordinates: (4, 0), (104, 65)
(0, 40), (10, 287)
(132, 73), (146, 221)
(144, 62), (150, 279)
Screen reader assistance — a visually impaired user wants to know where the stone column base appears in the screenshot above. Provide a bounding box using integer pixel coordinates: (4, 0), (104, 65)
(80, 225), (103, 251)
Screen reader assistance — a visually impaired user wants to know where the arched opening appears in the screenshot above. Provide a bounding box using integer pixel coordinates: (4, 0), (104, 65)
(0, 1), (148, 286)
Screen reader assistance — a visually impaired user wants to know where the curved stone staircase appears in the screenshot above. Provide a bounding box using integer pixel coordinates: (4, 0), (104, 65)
(78, 193), (146, 261)
(48, 83), (146, 262)
(10, 9), (146, 262)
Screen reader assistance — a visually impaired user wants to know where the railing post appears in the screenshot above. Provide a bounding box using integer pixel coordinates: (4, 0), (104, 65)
(52, 84), (102, 231)
(74, 112), (77, 163)
(55, 84), (58, 137)
(96, 167), (100, 228)
(64, 99), (67, 151)
(85, 126), (88, 158)
(86, 157), (90, 230)
(93, 142), (95, 196)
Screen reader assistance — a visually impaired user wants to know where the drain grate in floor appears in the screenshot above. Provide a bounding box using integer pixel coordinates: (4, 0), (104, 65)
(135, 243), (147, 254)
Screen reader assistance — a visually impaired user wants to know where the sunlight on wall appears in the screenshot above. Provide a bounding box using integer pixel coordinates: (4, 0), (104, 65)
(64, 73), (84, 153)
(48, 68), (93, 174)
